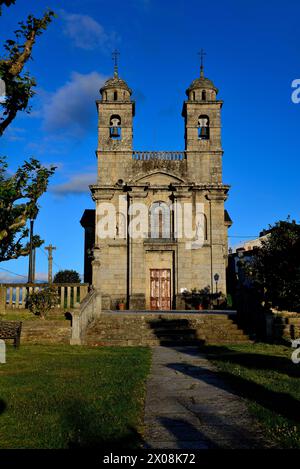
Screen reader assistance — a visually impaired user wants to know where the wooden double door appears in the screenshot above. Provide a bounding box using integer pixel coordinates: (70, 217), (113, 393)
(150, 269), (171, 310)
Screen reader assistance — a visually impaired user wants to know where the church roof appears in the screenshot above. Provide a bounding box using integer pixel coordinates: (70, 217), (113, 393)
(224, 209), (233, 226)
(80, 209), (95, 228)
(186, 76), (218, 95)
(100, 75), (132, 94)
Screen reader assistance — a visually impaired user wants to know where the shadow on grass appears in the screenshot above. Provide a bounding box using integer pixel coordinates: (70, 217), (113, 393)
(60, 399), (144, 449)
(0, 399), (6, 415)
(202, 345), (300, 378)
(167, 346), (300, 425)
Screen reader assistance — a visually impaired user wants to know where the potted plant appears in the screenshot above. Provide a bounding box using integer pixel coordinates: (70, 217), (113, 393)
(198, 287), (211, 310)
(118, 299), (126, 311)
(182, 287), (211, 310)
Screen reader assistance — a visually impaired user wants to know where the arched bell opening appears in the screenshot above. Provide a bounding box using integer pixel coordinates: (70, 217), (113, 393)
(198, 115), (210, 140)
(109, 114), (122, 140)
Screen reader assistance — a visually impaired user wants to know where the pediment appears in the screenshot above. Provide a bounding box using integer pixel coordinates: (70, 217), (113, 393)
(132, 171), (186, 185)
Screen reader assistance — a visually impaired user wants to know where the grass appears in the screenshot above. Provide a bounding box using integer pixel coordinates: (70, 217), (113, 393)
(0, 312), (67, 321)
(0, 345), (151, 449)
(202, 342), (300, 448)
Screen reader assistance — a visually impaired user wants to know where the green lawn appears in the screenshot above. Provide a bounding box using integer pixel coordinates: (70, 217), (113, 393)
(203, 343), (300, 448)
(0, 312), (67, 321)
(0, 345), (151, 449)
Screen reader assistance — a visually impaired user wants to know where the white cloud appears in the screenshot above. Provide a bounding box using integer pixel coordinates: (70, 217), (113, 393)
(0, 272), (48, 283)
(51, 172), (96, 196)
(4, 126), (26, 142)
(61, 10), (118, 51)
(42, 71), (107, 135)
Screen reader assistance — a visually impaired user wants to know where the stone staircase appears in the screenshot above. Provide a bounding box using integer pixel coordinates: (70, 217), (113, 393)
(84, 311), (251, 346)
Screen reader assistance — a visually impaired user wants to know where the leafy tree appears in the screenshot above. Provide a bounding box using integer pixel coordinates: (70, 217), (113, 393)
(53, 270), (81, 284)
(0, 157), (56, 261)
(0, 1), (16, 15)
(0, 2), (55, 135)
(246, 219), (300, 312)
(0, 2), (56, 261)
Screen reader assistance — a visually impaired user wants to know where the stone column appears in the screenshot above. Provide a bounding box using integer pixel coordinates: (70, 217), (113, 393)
(128, 188), (148, 310)
(0, 286), (6, 316)
(0, 340), (6, 364)
(70, 310), (81, 345)
(91, 246), (101, 290)
(205, 189), (229, 295)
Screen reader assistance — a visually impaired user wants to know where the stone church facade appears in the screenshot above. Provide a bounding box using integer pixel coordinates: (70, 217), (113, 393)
(81, 63), (232, 311)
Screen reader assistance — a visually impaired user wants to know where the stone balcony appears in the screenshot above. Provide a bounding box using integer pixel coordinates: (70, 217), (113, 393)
(132, 151), (186, 161)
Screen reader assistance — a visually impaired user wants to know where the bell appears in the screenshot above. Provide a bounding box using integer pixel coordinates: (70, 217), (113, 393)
(199, 126), (209, 139)
(110, 126), (120, 137)
(200, 126), (206, 137)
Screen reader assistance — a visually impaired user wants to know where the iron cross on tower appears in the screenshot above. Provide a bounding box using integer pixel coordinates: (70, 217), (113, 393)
(112, 49), (120, 77)
(198, 48), (206, 77)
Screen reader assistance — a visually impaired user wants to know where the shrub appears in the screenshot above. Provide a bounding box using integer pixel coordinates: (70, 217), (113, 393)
(27, 287), (58, 319)
(182, 286), (223, 309)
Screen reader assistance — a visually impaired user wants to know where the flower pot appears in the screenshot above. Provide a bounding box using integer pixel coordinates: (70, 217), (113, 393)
(118, 303), (125, 311)
(197, 304), (204, 311)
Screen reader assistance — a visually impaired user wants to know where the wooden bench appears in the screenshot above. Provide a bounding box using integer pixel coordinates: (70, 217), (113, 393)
(0, 321), (22, 348)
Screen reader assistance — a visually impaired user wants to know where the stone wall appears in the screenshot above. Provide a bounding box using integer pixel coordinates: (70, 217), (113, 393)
(21, 320), (71, 344)
(267, 311), (300, 341)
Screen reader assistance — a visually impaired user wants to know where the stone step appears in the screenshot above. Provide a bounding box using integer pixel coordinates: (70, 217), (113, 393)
(89, 317), (241, 326)
(85, 337), (252, 346)
(86, 324), (246, 334)
(88, 324), (243, 334)
(86, 329), (247, 339)
(103, 313), (238, 321)
(84, 312), (250, 346)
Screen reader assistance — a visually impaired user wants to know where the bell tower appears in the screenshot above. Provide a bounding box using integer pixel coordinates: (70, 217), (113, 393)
(182, 52), (223, 184)
(96, 50), (135, 185)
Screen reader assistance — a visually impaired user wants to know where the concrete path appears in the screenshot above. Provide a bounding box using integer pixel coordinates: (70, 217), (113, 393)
(143, 346), (272, 449)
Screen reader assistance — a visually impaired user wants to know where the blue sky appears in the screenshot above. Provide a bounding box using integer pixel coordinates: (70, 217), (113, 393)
(1, 0), (300, 281)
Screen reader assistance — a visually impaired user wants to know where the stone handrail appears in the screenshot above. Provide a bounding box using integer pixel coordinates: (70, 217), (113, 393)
(132, 151), (186, 161)
(70, 288), (101, 345)
(0, 283), (89, 311)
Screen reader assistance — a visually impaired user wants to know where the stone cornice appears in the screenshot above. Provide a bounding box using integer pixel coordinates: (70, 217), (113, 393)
(90, 183), (230, 193)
